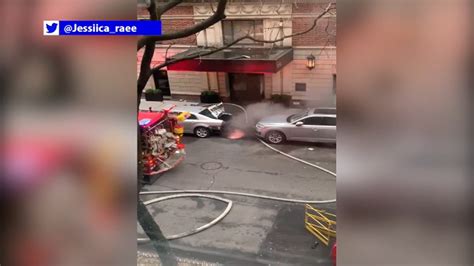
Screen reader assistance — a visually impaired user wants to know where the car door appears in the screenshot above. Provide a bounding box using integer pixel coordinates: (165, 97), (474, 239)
(180, 113), (198, 133)
(314, 116), (336, 142)
(289, 116), (323, 141)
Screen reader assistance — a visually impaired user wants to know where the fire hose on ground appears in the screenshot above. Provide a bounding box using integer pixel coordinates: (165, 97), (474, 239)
(138, 104), (336, 242)
(257, 138), (337, 177)
(137, 193), (232, 243)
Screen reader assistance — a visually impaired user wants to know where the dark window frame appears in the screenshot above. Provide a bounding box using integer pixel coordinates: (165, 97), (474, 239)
(302, 116), (323, 125)
(321, 117), (336, 126)
(152, 70), (171, 96)
(222, 19), (264, 46)
(295, 83), (307, 92)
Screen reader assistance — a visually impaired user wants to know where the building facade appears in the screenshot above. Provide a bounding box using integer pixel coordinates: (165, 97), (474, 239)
(138, 0), (336, 107)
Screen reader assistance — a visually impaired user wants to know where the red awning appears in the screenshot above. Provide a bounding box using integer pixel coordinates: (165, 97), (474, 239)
(167, 48), (293, 74)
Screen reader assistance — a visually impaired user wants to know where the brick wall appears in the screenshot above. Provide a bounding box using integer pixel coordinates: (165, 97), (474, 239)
(137, 1), (337, 103)
(292, 17), (335, 47)
(161, 6), (193, 16)
(161, 20), (197, 45)
(292, 3), (330, 15)
(139, 3), (335, 47)
(137, 6), (192, 18)
(137, 6), (196, 45)
(292, 2), (336, 47)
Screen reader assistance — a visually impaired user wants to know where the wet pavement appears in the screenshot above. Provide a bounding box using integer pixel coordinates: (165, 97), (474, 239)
(138, 136), (336, 265)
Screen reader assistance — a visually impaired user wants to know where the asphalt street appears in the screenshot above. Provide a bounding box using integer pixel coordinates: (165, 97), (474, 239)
(138, 136), (336, 265)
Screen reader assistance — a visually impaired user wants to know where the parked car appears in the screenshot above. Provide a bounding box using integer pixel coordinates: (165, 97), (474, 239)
(256, 108), (336, 144)
(140, 100), (232, 138)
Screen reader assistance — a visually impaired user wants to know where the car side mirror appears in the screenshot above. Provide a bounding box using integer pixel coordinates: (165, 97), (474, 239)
(295, 121), (303, 126)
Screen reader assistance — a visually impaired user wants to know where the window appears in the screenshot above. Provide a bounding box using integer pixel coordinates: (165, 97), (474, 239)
(152, 70), (171, 96)
(288, 110), (309, 123)
(171, 112), (197, 120)
(302, 117), (322, 125)
(199, 109), (216, 119)
(295, 83), (306, 92)
(222, 20), (263, 45)
(332, 74), (336, 94)
(321, 117), (336, 126)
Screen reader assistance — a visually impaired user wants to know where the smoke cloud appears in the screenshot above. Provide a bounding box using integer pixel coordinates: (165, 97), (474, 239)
(223, 102), (306, 139)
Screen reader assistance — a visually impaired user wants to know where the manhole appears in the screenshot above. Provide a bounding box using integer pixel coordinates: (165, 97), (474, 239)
(200, 162), (223, 171)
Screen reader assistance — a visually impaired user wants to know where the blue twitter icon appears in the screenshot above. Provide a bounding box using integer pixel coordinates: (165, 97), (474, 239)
(44, 20), (59, 36)
(46, 23), (58, 33)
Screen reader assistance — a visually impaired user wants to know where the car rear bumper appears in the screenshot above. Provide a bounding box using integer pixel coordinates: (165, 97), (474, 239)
(209, 121), (228, 135)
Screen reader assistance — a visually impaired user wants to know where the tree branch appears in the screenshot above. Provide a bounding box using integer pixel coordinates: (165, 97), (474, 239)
(325, 17), (336, 37)
(136, 2), (181, 265)
(137, 0), (185, 103)
(156, 0), (183, 18)
(149, 2), (335, 75)
(137, 0), (159, 105)
(137, 0), (228, 51)
(136, 4), (335, 263)
(244, 2), (334, 44)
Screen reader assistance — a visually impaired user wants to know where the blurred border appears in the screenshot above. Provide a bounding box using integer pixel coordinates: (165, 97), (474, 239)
(1, 0), (137, 264)
(338, 0), (473, 264)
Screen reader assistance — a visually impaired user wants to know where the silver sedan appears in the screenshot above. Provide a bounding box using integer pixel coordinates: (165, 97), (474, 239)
(172, 108), (228, 138)
(171, 103), (233, 138)
(140, 100), (231, 138)
(256, 108), (336, 144)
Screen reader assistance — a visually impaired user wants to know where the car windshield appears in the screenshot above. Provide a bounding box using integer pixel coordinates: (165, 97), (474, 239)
(287, 110), (309, 123)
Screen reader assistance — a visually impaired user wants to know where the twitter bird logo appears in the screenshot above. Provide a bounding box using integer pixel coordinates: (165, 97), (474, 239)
(44, 20), (59, 36)
(46, 23), (57, 33)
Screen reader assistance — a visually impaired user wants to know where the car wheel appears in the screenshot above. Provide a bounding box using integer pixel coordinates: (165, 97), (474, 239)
(266, 131), (285, 144)
(194, 127), (211, 138)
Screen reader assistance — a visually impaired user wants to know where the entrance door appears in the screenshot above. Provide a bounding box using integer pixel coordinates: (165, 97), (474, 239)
(229, 73), (264, 104)
(153, 70), (171, 97)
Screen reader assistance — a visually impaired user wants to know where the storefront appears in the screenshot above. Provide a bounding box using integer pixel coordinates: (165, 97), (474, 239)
(137, 1), (337, 107)
(166, 47), (293, 104)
